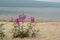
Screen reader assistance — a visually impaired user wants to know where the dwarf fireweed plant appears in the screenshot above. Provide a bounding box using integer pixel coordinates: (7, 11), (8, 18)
(27, 17), (39, 37)
(12, 14), (39, 38)
(0, 24), (5, 40)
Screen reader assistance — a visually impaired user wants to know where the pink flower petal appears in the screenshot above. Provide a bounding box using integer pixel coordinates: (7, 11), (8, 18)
(22, 15), (26, 20)
(30, 17), (35, 23)
(15, 18), (20, 25)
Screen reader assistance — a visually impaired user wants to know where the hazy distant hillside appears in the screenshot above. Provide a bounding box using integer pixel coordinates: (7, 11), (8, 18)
(0, 0), (60, 7)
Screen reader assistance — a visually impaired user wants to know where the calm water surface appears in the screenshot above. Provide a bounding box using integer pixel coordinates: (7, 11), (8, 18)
(0, 7), (60, 21)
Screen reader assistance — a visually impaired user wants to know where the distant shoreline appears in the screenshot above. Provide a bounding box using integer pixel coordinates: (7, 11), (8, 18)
(0, 19), (60, 22)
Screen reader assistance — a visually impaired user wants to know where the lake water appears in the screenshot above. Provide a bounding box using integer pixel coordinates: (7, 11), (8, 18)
(0, 7), (60, 21)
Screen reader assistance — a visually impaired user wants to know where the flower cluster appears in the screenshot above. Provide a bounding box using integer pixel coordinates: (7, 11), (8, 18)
(13, 14), (39, 38)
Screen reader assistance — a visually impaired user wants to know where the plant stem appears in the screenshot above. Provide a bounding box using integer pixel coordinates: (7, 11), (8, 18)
(22, 20), (24, 31)
(29, 23), (32, 29)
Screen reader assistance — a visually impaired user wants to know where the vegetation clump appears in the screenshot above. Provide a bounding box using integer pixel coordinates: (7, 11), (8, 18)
(12, 14), (39, 38)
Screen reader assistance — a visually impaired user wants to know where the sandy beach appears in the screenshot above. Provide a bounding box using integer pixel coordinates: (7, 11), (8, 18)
(0, 22), (60, 40)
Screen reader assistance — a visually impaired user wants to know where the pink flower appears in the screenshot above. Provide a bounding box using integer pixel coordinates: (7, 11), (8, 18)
(15, 18), (20, 25)
(30, 17), (35, 23)
(22, 15), (26, 20)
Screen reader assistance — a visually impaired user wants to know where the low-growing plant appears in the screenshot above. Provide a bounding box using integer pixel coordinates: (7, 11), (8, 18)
(12, 14), (39, 38)
(27, 17), (39, 37)
(0, 24), (5, 40)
